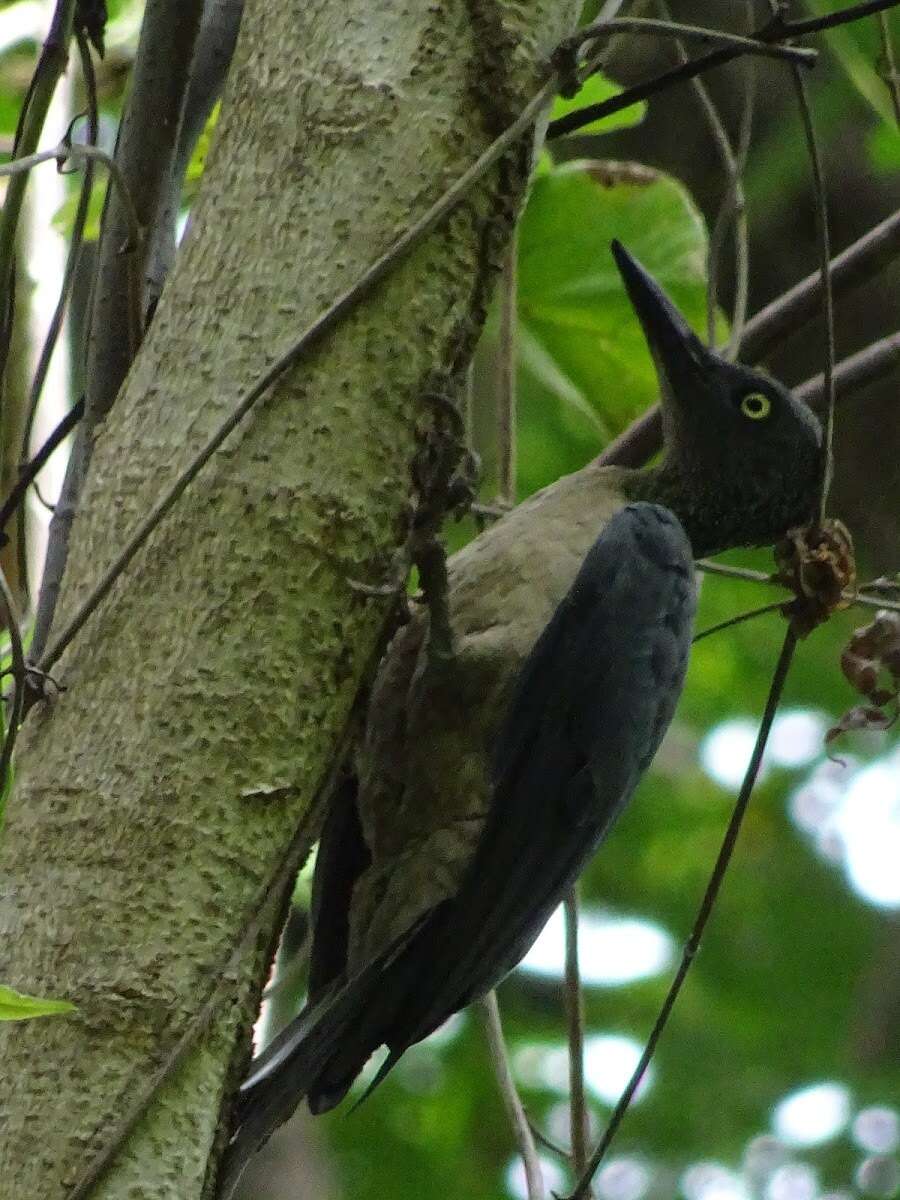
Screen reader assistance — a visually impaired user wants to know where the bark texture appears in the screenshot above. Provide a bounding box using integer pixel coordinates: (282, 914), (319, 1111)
(0, 1), (578, 1197)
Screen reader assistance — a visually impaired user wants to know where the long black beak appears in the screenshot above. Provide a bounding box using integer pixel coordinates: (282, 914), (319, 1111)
(610, 239), (711, 394)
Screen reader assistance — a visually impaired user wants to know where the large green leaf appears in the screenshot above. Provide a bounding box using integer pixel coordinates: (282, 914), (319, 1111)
(480, 159), (713, 497)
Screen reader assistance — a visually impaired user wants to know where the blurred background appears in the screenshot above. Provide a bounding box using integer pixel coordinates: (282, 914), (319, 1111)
(1, 1), (898, 1198)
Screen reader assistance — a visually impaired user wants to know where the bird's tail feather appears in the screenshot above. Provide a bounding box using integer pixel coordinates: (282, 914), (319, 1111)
(216, 923), (424, 1198)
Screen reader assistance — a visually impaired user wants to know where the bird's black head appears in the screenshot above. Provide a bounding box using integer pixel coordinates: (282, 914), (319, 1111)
(611, 240), (823, 558)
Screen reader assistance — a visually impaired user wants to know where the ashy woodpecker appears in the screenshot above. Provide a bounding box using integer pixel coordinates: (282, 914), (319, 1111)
(218, 241), (822, 1195)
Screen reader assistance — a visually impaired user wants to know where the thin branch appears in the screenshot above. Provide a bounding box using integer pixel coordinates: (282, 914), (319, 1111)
(0, 398), (84, 545)
(597, 209), (900, 470)
(552, 49), (745, 140)
(656, 0), (749, 354)
(84, 0), (205, 427)
(547, 10), (804, 143)
(29, 3), (205, 663)
(0, 0), (77, 388)
(724, 2), (756, 360)
(0, 141), (141, 257)
(696, 559), (777, 586)
(16, 31), (98, 608)
(527, 1117), (572, 1162)
(481, 991), (546, 1200)
(31, 75), (562, 679)
(786, 0), (900, 38)
(795, 331), (900, 407)
(28, 427), (86, 664)
(0, 565), (26, 798)
(548, 1), (900, 141)
(563, 887), (590, 1191)
(742, 207), (900, 363)
(692, 600), (786, 643)
(781, 45), (836, 523)
(563, 17), (816, 66)
(695, 558), (900, 616)
(566, 629), (798, 1200)
(151, 0), (245, 306)
(496, 232), (518, 506)
(175, 0), (245, 180)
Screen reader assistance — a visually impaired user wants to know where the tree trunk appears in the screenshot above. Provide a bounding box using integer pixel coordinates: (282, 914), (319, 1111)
(0, 1), (577, 1197)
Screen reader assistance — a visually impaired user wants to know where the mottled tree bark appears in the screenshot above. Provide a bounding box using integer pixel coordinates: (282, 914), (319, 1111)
(0, 1), (578, 1197)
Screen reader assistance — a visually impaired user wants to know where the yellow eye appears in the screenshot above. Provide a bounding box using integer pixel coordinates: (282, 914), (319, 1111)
(740, 392), (771, 420)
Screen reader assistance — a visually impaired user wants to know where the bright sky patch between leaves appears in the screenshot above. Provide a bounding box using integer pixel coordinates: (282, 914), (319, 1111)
(518, 904), (674, 986)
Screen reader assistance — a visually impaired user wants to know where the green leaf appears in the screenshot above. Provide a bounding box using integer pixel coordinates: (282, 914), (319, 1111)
(183, 101), (220, 203)
(0, 983), (75, 1020)
(550, 72), (647, 135)
(479, 158), (717, 497)
(867, 121), (900, 173)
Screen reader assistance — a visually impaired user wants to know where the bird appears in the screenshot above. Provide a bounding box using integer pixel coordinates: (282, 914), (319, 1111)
(217, 241), (823, 1195)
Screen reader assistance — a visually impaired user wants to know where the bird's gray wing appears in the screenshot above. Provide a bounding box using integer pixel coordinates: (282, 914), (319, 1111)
(402, 502), (696, 1041)
(227, 503), (695, 1164)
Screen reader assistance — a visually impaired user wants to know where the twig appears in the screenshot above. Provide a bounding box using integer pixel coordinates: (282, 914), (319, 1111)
(742, 208), (900, 363)
(149, 0), (244, 309)
(549, 43), (772, 140)
(31, 3), (205, 666)
(795, 331), (900, 407)
(563, 17), (816, 66)
(481, 991), (546, 1200)
(0, 0), (77, 388)
(656, 0), (749, 353)
(0, 129), (141, 660)
(0, 398), (85, 545)
(877, 11), (900, 124)
(724, 1), (756, 361)
(696, 559), (776, 586)
(84, 0), (204, 425)
(778, 34), (836, 523)
(548, 1), (900, 141)
(563, 887), (590, 1192)
(32, 75), (562, 679)
(16, 31), (98, 608)
(28, 427), (87, 664)
(787, 0), (900, 38)
(695, 558), (900, 616)
(566, 629), (798, 1200)
(692, 600), (786, 642)
(547, 36), (730, 137)
(496, 233), (518, 506)
(527, 1117), (572, 1162)
(596, 209), (900, 470)
(0, 565), (26, 799)
(0, 142), (142, 258)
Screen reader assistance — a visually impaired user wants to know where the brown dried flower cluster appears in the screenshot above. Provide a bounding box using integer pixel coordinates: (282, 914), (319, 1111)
(774, 519), (856, 638)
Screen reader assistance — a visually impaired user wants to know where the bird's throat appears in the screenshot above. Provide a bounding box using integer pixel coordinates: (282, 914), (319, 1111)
(620, 460), (813, 559)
